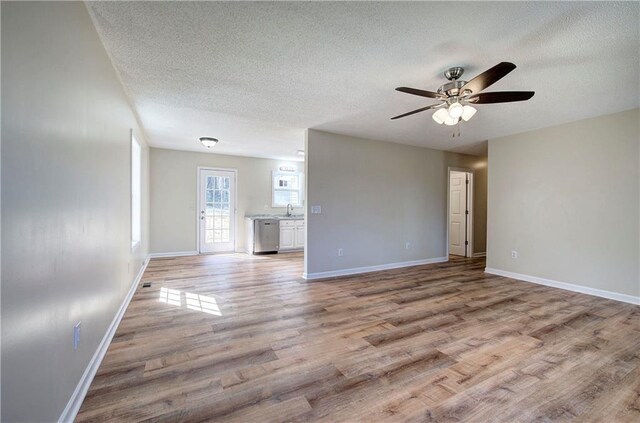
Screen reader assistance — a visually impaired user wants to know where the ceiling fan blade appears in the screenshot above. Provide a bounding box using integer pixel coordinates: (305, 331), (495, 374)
(396, 87), (445, 99)
(391, 103), (443, 120)
(466, 91), (534, 104)
(460, 62), (517, 94)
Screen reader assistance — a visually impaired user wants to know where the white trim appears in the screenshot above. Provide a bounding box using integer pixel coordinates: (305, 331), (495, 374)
(130, 131), (142, 251)
(148, 250), (199, 258)
(466, 173), (473, 258)
(58, 257), (150, 423)
(303, 257), (448, 280)
(196, 166), (238, 254)
(278, 248), (304, 254)
(447, 167), (474, 258)
(472, 252), (487, 258)
(485, 267), (640, 306)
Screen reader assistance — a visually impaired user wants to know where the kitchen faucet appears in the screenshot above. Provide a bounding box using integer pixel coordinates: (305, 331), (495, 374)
(286, 203), (293, 217)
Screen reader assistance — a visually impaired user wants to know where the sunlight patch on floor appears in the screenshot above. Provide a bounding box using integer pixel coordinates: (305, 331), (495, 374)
(159, 287), (222, 316)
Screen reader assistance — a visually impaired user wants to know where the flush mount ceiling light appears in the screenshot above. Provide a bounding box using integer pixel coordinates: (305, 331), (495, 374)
(391, 62), (535, 129)
(199, 137), (218, 148)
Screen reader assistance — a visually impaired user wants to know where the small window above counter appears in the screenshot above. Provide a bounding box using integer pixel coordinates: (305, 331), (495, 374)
(272, 171), (304, 207)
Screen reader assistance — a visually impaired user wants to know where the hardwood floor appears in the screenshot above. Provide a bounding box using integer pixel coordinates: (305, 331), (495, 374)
(76, 253), (640, 422)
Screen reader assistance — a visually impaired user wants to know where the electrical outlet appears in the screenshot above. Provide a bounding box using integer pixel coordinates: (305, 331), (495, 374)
(337, 248), (344, 257)
(511, 251), (518, 259)
(73, 322), (81, 350)
(405, 242), (410, 250)
(311, 205), (322, 214)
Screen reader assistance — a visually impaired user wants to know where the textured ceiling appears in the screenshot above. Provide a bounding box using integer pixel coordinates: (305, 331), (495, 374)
(87, 1), (639, 160)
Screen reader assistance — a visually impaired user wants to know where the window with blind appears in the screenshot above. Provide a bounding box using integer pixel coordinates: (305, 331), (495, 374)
(272, 171), (303, 207)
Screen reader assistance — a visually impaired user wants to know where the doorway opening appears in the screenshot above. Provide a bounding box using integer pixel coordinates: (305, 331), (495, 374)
(197, 167), (237, 253)
(447, 168), (473, 258)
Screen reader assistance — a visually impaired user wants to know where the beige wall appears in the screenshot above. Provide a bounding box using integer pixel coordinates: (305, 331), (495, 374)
(304, 129), (487, 276)
(150, 148), (304, 253)
(487, 109), (639, 298)
(1, 2), (150, 421)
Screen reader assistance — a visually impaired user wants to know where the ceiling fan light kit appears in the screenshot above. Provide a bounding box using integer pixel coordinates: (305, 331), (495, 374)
(448, 102), (464, 119)
(432, 108), (448, 124)
(461, 105), (477, 122)
(432, 108), (459, 126)
(392, 62), (534, 135)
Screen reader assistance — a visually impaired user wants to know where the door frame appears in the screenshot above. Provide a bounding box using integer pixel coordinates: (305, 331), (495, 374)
(196, 166), (239, 254)
(446, 167), (474, 258)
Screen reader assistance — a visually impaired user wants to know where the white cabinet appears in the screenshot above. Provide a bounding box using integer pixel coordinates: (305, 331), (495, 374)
(280, 226), (295, 250)
(279, 218), (304, 251)
(295, 221), (305, 249)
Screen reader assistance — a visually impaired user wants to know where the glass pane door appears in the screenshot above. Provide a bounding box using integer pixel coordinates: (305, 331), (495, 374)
(200, 169), (235, 253)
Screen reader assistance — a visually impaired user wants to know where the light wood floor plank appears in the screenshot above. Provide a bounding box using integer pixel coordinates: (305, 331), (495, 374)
(76, 252), (640, 422)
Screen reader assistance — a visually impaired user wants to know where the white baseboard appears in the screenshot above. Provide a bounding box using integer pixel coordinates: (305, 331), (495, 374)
(58, 256), (150, 423)
(485, 267), (640, 306)
(303, 257), (448, 280)
(148, 250), (198, 258)
(472, 252), (486, 258)
(278, 248), (304, 254)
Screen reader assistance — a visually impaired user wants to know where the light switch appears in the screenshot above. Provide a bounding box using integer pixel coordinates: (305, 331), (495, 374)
(73, 322), (81, 350)
(311, 205), (322, 214)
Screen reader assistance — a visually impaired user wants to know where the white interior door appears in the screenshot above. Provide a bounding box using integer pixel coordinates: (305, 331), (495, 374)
(199, 169), (236, 253)
(449, 171), (468, 256)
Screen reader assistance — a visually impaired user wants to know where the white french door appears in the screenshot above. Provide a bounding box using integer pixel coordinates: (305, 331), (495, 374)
(199, 169), (236, 253)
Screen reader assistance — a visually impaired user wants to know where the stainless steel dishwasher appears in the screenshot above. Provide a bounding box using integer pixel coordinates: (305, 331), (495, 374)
(253, 218), (280, 254)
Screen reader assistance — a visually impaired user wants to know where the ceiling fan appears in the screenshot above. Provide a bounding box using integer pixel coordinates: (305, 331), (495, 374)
(391, 62), (534, 125)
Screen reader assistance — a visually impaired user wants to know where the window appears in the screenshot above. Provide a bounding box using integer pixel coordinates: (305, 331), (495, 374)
(131, 134), (141, 250)
(272, 171), (303, 207)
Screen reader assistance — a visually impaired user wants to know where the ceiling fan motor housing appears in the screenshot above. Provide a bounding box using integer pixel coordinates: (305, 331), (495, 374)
(439, 67), (471, 96)
(437, 80), (468, 97)
(444, 66), (464, 81)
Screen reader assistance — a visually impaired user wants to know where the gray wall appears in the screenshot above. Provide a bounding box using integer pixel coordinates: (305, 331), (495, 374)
(304, 129), (487, 275)
(487, 109), (639, 298)
(1, 2), (150, 421)
(150, 147), (304, 254)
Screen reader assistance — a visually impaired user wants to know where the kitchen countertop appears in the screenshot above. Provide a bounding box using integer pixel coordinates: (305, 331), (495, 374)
(246, 214), (304, 220)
